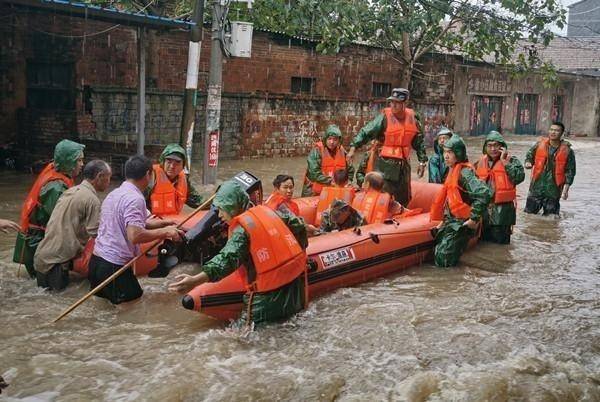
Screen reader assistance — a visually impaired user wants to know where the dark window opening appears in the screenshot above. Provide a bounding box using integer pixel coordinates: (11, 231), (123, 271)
(551, 95), (564, 122)
(26, 62), (75, 110)
(372, 82), (391, 98)
(291, 77), (316, 94)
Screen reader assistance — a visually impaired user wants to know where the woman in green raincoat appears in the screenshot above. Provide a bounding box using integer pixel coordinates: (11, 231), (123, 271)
(13, 139), (85, 277)
(432, 135), (492, 267)
(169, 180), (308, 325)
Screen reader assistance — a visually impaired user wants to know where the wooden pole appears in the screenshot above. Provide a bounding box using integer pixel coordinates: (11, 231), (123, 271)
(51, 194), (215, 323)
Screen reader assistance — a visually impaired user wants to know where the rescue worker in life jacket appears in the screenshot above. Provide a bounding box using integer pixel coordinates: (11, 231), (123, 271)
(523, 122), (576, 216)
(145, 144), (204, 216)
(473, 131), (525, 244)
(169, 180), (309, 325)
(352, 171), (403, 224)
(346, 88), (428, 205)
(302, 125), (355, 197)
(430, 135), (492, 267)
(428, 127), (453, 184)
(355, 139), (381, 188)
(13, 139), (85, 278)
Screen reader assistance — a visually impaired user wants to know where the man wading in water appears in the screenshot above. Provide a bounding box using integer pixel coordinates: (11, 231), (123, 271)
(523, 122), (576, 216)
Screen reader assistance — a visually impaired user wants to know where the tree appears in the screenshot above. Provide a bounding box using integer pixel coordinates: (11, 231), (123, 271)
(244, 0), (566, 87)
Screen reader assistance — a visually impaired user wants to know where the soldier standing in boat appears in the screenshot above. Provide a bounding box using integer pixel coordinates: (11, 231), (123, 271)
(169, 180), (309, 325)
(346, 88), (428, 205)
(523, 122), (576, 216)
(473, 131), (525, 244)
(302, 124), (355, 197)
(430, 135), (492, 267)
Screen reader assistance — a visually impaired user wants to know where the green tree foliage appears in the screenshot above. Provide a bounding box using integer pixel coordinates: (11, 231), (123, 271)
(244, 0), (566, 86)
(84, 0), (566, 86)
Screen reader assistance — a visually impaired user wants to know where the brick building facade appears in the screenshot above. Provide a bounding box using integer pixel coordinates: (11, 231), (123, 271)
(1, 1), (598, 169)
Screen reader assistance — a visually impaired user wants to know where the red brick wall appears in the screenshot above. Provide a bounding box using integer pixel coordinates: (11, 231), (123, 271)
(0, 4), (456, 160)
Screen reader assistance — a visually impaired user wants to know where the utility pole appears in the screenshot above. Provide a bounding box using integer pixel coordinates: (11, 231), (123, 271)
(137, 27), (146, 156)
(202, 0), (225, 184)
(180, 0), (205, 171)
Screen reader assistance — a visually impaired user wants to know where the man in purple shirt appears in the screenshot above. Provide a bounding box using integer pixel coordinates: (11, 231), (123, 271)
(89, 155), (184, 304)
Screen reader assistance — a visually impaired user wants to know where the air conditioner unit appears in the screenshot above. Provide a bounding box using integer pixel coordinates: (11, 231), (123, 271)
(228, 21), (253, 58)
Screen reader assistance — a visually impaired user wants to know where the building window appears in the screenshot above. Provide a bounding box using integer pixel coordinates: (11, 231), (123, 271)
(372, 82), (391, 98)
(291, 77), (316, 94)
(551, 95), (564, 122)
(26, 62), (75, 110)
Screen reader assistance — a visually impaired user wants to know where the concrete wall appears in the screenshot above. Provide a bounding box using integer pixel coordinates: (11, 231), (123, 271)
(570, 79), (600, 136)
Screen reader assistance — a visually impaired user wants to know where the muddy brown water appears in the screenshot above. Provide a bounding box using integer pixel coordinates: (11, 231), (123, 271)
(1, 135), (599, 401)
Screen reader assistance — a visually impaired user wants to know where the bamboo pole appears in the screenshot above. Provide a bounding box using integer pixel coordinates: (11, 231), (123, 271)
(51, 194), (215, 323)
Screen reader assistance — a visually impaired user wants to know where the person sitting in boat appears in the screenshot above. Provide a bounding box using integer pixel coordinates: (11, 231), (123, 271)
(264, 174), (300, 215)
(473, 131), (524, 244)
(34, 160), (112, 291)
(428, 127), (452, 184)
(302, 124), (355, 197)
(355, 139), (380, 188)
(320, 199), (367, 233)
(430, 135), (492, 268)
(265, 174), (319, 236)
(168, 180), (309, 325)
(352, 171), (403, 224)
(145, 144), (204, 216)
(315, 169), (356, 226)
(13, 139), (85, 278)
(90, 155), (184, 305)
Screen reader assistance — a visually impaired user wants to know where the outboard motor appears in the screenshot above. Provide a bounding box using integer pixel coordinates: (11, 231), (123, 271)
(149, 171), (263, 278)
(231, 170), (263, 206)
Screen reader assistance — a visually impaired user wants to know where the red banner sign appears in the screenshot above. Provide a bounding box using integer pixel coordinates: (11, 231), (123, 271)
(208, 131), (219, 167)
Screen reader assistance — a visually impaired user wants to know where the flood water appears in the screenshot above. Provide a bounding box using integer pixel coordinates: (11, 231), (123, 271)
(1, 135), (599, 401)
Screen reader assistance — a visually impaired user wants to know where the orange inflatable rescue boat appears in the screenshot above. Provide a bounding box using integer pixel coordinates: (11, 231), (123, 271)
(183, 181), (444, 321)
(73, 173), (447, 322)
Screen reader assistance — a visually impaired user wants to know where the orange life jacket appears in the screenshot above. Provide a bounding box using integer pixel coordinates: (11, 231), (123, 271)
(315, 186), (356, 226)
(475, 155), (517, 204)
(19, 163), (74, 232)
(365, 143), (379, 174)
(351, 189), (391, 224)
(305, 141), (347, 194)
(531, 138), (570, 187)
(264, 192), (300, 216)
(380, 107), (418, 160)
(430, 163), (473, 221)
(229, 205), (307, 293)
(150, 164), (188, 216)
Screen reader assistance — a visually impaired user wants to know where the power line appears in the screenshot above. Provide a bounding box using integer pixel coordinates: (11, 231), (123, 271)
(569, 5), (600, 16)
